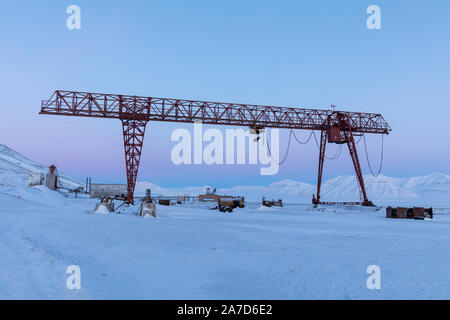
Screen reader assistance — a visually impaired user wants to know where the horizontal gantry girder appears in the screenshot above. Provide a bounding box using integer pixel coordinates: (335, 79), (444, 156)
(40, 90), (391, 134)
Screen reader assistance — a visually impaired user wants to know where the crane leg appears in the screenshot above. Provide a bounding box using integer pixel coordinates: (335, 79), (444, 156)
(314, 129), (327, 205)
(121, 119), (148, 205)
(343, 122), (371, 206)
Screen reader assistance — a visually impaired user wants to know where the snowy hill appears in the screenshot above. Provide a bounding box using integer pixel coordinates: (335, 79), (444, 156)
(320, 174), (450, 206)
(0, 144), (83, 205)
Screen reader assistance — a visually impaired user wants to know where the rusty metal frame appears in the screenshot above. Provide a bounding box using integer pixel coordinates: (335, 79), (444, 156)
(41, 90), (391, 134)
(313, 114), (371, 206)
(122, 119), (147, 205)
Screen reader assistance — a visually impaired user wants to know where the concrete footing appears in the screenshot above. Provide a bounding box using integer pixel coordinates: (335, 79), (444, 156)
(140, 202), (156, 217)
(94, 202), (114, 213)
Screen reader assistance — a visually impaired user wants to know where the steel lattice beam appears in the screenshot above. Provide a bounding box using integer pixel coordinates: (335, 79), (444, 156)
(41, 90), (391, 134)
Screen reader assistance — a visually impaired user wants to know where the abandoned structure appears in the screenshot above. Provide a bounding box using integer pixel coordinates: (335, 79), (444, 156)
(45, 164), (58, 190)
(158, 199), (171, 206)
(40, 90), (391, 206)
(262, 197), (283, 207)
(386, 206), (433, 220)
(29, 172), (44, 186)
(198, 187), (237, 203)
(212, 197), (245, 212)
(90, 184), (127, 200)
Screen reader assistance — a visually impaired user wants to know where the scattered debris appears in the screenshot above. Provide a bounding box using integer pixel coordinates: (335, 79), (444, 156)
(158, 199), (171, 206)
(216, 197), (245, 213)
(262, 197), (283, 207)
(218, 205), (233, 213)
(68, 186), (84, 198)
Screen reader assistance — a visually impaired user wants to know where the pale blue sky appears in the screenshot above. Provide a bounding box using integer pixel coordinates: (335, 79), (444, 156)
(1, 1), (449, 187)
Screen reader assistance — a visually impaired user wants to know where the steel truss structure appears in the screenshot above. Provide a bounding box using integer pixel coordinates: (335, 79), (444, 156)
(40, 90), (391, 205)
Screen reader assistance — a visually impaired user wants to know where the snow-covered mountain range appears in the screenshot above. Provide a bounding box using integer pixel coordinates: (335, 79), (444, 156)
(1, 144), (449, 206)
(136, 172), (450, 206)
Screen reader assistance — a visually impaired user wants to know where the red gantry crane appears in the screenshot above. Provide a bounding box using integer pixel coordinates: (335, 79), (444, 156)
(40, 90), (391, 205)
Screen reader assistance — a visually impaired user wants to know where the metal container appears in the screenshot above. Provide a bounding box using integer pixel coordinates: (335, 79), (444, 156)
(396, 207), (407, 218)
(29, 172), (44, 186)
(413, 207), (425, 218)
(158, 199), (170, 206)
(45, 173), (57, 190)
(386, 206), (432, 219)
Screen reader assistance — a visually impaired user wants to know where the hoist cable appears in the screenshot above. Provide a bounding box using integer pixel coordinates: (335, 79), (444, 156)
(265, 130), (294, 165)
(291, 130), (314, 144)
(354, 134), (363, 144)
(363, 134), (384, 177)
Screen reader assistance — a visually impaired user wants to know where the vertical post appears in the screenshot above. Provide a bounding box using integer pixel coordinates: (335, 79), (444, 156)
(121, 119), (148, 204)
(314, 129), (327, 205)
(343, 117), (370, 206)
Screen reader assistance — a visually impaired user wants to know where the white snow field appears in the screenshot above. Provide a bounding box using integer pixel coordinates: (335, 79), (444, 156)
(1, 144), (450, 299)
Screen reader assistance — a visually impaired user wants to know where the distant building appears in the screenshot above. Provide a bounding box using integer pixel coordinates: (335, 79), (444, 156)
(198, 187), (239, 202)
(90, 184), (127, 199)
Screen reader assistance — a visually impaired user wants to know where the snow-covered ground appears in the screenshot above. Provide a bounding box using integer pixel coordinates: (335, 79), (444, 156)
(1, 144), (450, 299)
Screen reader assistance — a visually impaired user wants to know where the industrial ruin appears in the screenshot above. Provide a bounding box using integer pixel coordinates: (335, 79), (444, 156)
(386, 207), (433, 220)
(262, 197), (283, 208)
(89, 183), (127, 200)
(35, 90), (446, 221)
(39, 90), (392, 208)
(30, 163), (439, 222)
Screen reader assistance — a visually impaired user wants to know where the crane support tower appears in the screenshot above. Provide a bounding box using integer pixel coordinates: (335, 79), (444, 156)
(40, 90), (391, 205)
